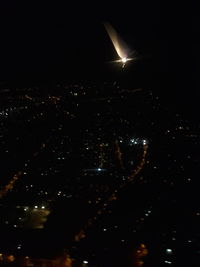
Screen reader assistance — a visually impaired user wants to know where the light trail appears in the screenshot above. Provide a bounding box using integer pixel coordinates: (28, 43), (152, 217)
(0, 171), (22, 199)
(0, 142), (48, 200)
(125, 144), (148, 186)
(115, 139), (124, 169)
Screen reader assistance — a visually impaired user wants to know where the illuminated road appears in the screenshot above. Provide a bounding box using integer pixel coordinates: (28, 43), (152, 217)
(74, 142), (148, 244)
(0, 97), (62, 200)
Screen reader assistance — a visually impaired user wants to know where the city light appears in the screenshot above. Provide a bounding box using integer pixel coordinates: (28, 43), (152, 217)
(164, 260), (172, 264)
(166, 248), (173, 255)
(0, 54), (195, 266)
(130, 138), (139, 145)
(143, 139), (147, 145)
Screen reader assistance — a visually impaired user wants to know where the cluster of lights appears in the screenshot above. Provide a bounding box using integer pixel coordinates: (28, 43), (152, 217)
(145, 209), (152, 217)
(0, 99), (149, 265)
(0, 132), (50, 201)
(130, 138), (139, 145)
(130, 138), (148, 146)
(0, 121), (57, 202)
(73, 141), (148, 254)
(34, 205), (46, 210)
(0, 253), (15, 263)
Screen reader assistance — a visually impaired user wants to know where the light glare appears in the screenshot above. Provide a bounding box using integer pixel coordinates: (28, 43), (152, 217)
(122, 57), (127, 63)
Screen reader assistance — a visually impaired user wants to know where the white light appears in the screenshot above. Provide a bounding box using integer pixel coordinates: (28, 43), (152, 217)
(166, 248), (173, 255)
(41, 206), (45, 209)
(143, 139), (147, 145)
(130, 138), (138, 145)
(97, 168), (101, 171)
(121, 57), (127, 63)
(83, 260), (88, 264)
(34, 205), (38, 209)
(130, 139), (135, 144)
(164, 260), (172, 264)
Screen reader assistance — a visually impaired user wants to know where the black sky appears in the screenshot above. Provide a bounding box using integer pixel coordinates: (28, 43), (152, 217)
(0, 1), (199, 109)
(0, 2), (164, 80)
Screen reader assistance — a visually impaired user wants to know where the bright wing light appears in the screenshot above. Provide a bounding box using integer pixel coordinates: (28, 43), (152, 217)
(104, 22), (134, 67)
(121, 57), (127, 63)
(104, 22), (128, 59)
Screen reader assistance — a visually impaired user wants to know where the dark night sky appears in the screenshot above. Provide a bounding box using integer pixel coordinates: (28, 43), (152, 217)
(0, 1), (199, 108)
(0, 2), (160, 79)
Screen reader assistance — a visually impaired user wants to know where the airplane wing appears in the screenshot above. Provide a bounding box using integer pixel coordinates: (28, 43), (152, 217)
(104, 22), (130, 59)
